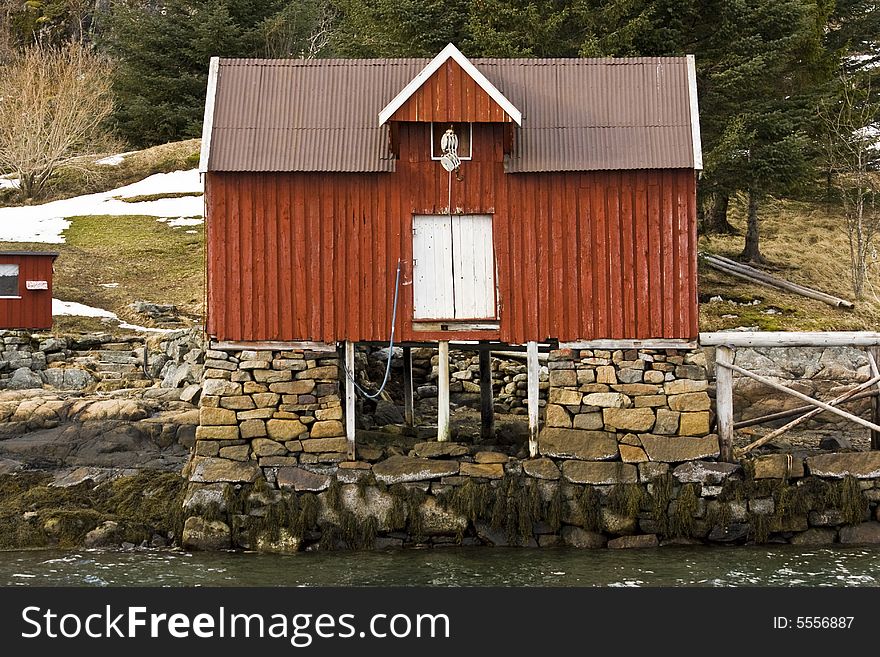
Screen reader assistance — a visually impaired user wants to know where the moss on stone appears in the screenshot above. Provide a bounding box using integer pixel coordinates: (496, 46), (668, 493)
(577, 485), (602, 533)
(670, 483), (698, 539)
(609, 483), (646, 519)
(751, 512), (771, 544)
(837, 476), (868, 525)
(0, 470), (187, 550)
(547, 485), (563, 532)
(650, 473), (674, 537)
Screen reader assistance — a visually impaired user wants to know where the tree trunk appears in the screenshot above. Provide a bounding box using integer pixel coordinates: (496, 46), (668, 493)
(741, 190), (766, 264)
(705, 193), (736, 234)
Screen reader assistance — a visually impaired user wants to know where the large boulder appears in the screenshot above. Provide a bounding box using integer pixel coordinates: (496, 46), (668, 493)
(372, 455), (459, 484)
(277, 467), (331, 492)
(561, 526), (607, 548)
(182, 516), (231, 550)
(561, 461), (637, 485)
(806, 453), (880, 479)
(6, 367), (42, 390)
(672, 461), (741, 485)
(41, 368), (95, 390)
(639, 434), (720, 462)
(84, 521), (122, 548)
(839, 522), (880, 545)
(538, 428), (619, 461)
(190, 457), (261, 483)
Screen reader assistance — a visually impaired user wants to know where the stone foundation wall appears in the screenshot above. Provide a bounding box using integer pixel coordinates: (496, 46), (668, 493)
(540, 347), (716, 463)
(183, 345), (880, 552)
(191, 345), (346, 490)
(181, 436), (880, 551)
(0, 328), (204, 392)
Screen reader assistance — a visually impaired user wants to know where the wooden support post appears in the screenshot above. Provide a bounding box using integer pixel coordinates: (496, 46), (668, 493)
(345, 341), (356, 460)
(479, 344), (494, 441)
(870, 348), (880, 450)
(527, 341), (539, 458)
(403, 346), (414, 428)
(437, 341), (450, 442)
(715, 345), (734, 463)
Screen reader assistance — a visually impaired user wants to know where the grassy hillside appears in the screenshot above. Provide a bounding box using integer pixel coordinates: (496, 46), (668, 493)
(699, 196), (880, 332)
(0, 140), (201, 207)
(0, 140), (204, 332)
(0, 216), (204, 332)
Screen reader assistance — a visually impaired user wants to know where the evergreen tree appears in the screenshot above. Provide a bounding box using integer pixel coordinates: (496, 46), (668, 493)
(102, 0), (331, 147)
(331, 0), (470, 57)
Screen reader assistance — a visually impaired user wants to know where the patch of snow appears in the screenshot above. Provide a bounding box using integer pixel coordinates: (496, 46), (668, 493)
(0, 217), (71, 244)
(95, 151), (138, 166)
(98, 283), (119, 288)
(53, 299), (116, 319)
(52, 298), (177, 333)
(185, 230), (197, 234)
(0, 169), (203, 243)
(0, 176), (19, 190)
(114, 169), (201, 198)
(158, 216), (203, 227)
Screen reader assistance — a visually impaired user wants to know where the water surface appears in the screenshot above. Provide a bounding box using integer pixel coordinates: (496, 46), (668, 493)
(2, 546), (879, 587)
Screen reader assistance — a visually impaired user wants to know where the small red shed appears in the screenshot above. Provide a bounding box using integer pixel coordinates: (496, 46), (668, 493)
(0, 251), (57, 330)
(199, 44), (702, 346)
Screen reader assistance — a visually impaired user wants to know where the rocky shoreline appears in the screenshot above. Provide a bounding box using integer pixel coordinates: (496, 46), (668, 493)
(2, 328), (880, 553)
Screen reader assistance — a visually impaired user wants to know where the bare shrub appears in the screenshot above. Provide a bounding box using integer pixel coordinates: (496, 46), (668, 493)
(0, 42), (116, 199)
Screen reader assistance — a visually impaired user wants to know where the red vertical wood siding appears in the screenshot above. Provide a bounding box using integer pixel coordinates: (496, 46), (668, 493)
(206, 123), (698, 344)
(0, 254), (55, 329)
(389, 60), (513, 123)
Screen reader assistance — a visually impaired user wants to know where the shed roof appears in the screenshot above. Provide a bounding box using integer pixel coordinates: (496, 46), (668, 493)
(0, 251), (59, 259)
(201, 49), (701, 173)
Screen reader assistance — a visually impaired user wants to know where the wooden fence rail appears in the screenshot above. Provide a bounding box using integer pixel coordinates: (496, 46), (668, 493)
(701, 332), (880, 462)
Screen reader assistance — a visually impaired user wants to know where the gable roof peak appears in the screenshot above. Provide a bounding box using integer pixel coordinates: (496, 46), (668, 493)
(378, 43), (522, 126)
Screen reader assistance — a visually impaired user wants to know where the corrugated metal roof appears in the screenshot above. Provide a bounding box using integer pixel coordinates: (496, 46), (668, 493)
(207, 56), (697, 172)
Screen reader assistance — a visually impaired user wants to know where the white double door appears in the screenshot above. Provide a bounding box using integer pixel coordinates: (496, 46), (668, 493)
(412, 214), (496, 321)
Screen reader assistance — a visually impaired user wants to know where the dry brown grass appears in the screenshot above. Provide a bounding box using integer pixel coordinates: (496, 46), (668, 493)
(699, 195), (880, 331)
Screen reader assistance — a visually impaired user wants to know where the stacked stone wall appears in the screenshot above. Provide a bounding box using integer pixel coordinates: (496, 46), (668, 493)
(540, 347), (716, 463)
(0, 328), (204, 392)
(191, 345), (346, 490)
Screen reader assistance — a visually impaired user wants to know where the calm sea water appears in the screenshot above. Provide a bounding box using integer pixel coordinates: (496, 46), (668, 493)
(1, 546), (879, 587)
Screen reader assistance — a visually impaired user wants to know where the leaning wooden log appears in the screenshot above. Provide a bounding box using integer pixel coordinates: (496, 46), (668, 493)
(707, 254), (853, 307)
(734, 388), (878, 429)
(702, 253), (854, 309)
(735, 373), (880, 457)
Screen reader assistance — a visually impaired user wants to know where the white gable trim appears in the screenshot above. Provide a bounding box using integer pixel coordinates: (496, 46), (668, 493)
(378, 43), (522, 126)
(198, 56), (220, 174)
(686, 54), (703, 171)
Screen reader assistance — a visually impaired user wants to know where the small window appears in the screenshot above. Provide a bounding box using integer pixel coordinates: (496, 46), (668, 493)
(0, 264), (19, 297)
(431, 122), (472, 161)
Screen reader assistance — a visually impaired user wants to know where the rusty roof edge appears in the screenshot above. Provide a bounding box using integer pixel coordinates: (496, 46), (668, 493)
(199, 57), (220, 174)
(0, 251), (60, 258)
(216, 56), (689, 67)
(686, 54), (703, 170)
